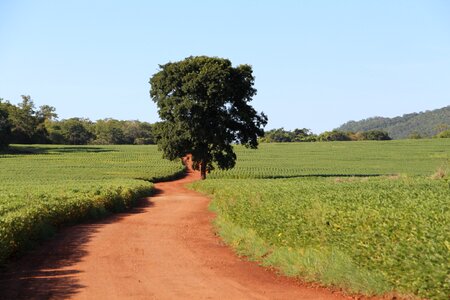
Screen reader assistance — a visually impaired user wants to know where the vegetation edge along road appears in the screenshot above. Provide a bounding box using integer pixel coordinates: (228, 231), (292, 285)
(1, 140), (449, 299)
(190, 140), (450, 299)
(0, 166), (352, 300)
(0, 144), (185, 265)
(191, 177), (450, 299)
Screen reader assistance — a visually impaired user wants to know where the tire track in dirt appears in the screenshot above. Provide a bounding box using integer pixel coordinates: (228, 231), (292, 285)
(0, 167), (351, 299)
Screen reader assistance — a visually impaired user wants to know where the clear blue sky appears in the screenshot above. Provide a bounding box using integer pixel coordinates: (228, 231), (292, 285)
(1, 1), (449, 133)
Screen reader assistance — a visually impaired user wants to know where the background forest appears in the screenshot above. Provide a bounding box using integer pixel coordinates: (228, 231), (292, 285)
(1, 95), (449, 150)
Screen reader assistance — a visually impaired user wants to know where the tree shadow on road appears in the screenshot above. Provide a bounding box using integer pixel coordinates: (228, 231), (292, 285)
(0, 198), (155, 300)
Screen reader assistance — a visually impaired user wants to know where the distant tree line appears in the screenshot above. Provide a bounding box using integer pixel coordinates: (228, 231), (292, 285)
(259, 128), (316, 142)
(2, 96), (449, 150)
(260, 128), (392, 143)
(261, 126), (450, 143)
(319, 130), (392, 141)
(0, 96), (155, 149)
(46, 118), (155, 145)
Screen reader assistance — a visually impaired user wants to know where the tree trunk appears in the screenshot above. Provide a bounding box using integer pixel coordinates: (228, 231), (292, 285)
(200, 160), (207, 180)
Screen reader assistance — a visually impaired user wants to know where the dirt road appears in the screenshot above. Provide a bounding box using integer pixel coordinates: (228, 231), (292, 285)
(0, 169), (349, 299)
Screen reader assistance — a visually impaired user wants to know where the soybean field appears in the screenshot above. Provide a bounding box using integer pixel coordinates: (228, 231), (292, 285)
(1, 140), (449, 299)
(209, 139), (450, 178)
(192, 139), (450, 299)
(0, 145), (184, 263)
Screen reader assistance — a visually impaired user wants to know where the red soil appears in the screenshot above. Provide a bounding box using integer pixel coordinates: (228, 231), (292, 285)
(0, 164), (352, 299)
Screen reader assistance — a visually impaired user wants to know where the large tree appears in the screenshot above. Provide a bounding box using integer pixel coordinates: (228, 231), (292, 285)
(150, 56), (268, 179)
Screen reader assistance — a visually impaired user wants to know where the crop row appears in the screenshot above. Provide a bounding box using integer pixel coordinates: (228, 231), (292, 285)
(209, 139), (450, 179)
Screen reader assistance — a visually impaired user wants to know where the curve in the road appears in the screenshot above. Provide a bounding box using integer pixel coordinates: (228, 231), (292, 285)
(0, 168), (350, 299)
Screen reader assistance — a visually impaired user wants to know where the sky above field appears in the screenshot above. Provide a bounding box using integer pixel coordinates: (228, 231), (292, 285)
(1, 1), (449, 133)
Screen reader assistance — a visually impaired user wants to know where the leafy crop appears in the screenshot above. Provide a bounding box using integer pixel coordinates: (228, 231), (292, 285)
(0, 145), (183, 263)
(210, 139), (450, 179)
(192, 139), (450, 299)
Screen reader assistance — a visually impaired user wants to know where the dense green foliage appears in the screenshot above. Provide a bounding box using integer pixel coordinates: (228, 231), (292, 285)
(191, 139), (450, 299)
(261, 128), (391, 142)
(317, 130), (352, 141)
(150, 56), (267, 179)
(0, 145), (184, 263)
(47, 118), (155, 145)
(358, 130), (391, 141)
(0, 96), (156, 146)
(435, 129), (450, 138)
(0, 103), (11, 149)
(0, 96), (55, 144)
(47, 118), (95, 144)
(337, 105), (450, 139)
(260, 128), (317, 142)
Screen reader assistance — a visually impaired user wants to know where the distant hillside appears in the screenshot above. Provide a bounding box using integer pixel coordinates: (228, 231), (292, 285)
(336, 106), (450, 139)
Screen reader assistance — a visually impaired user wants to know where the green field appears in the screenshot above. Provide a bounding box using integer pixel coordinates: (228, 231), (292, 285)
(209, 139), (450, 178)
(1, 140), (449, 299)
(192, 139), (450, 299)
(0, 145), (184, 263)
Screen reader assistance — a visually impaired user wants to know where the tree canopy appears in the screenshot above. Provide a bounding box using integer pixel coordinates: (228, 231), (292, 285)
(1, 95), (55, 144)
(0, 99), (12, 149)
(435, 129), (450, 138)
(150, 56), (268, 179)
(260, 128), (316, 143)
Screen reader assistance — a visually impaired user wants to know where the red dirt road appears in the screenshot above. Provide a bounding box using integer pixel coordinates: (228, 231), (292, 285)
(0, 170), (350, 300)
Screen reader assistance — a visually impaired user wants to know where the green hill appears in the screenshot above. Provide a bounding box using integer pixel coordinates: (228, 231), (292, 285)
(336, 106), (450, 139)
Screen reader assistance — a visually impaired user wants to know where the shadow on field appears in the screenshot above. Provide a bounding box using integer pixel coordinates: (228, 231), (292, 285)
(0, 197), (155, 300)
(44, 146), (117, 154)
(257, 173), (385, 179)
(2, 146), (117, 155)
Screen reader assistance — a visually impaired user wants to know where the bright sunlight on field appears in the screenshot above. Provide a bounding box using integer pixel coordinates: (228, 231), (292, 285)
(192, 139), (450, 299)
(0, 145), (183, 263)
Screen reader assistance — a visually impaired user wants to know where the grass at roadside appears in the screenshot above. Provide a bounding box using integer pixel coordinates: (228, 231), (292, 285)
(212, 214), (390, 295)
